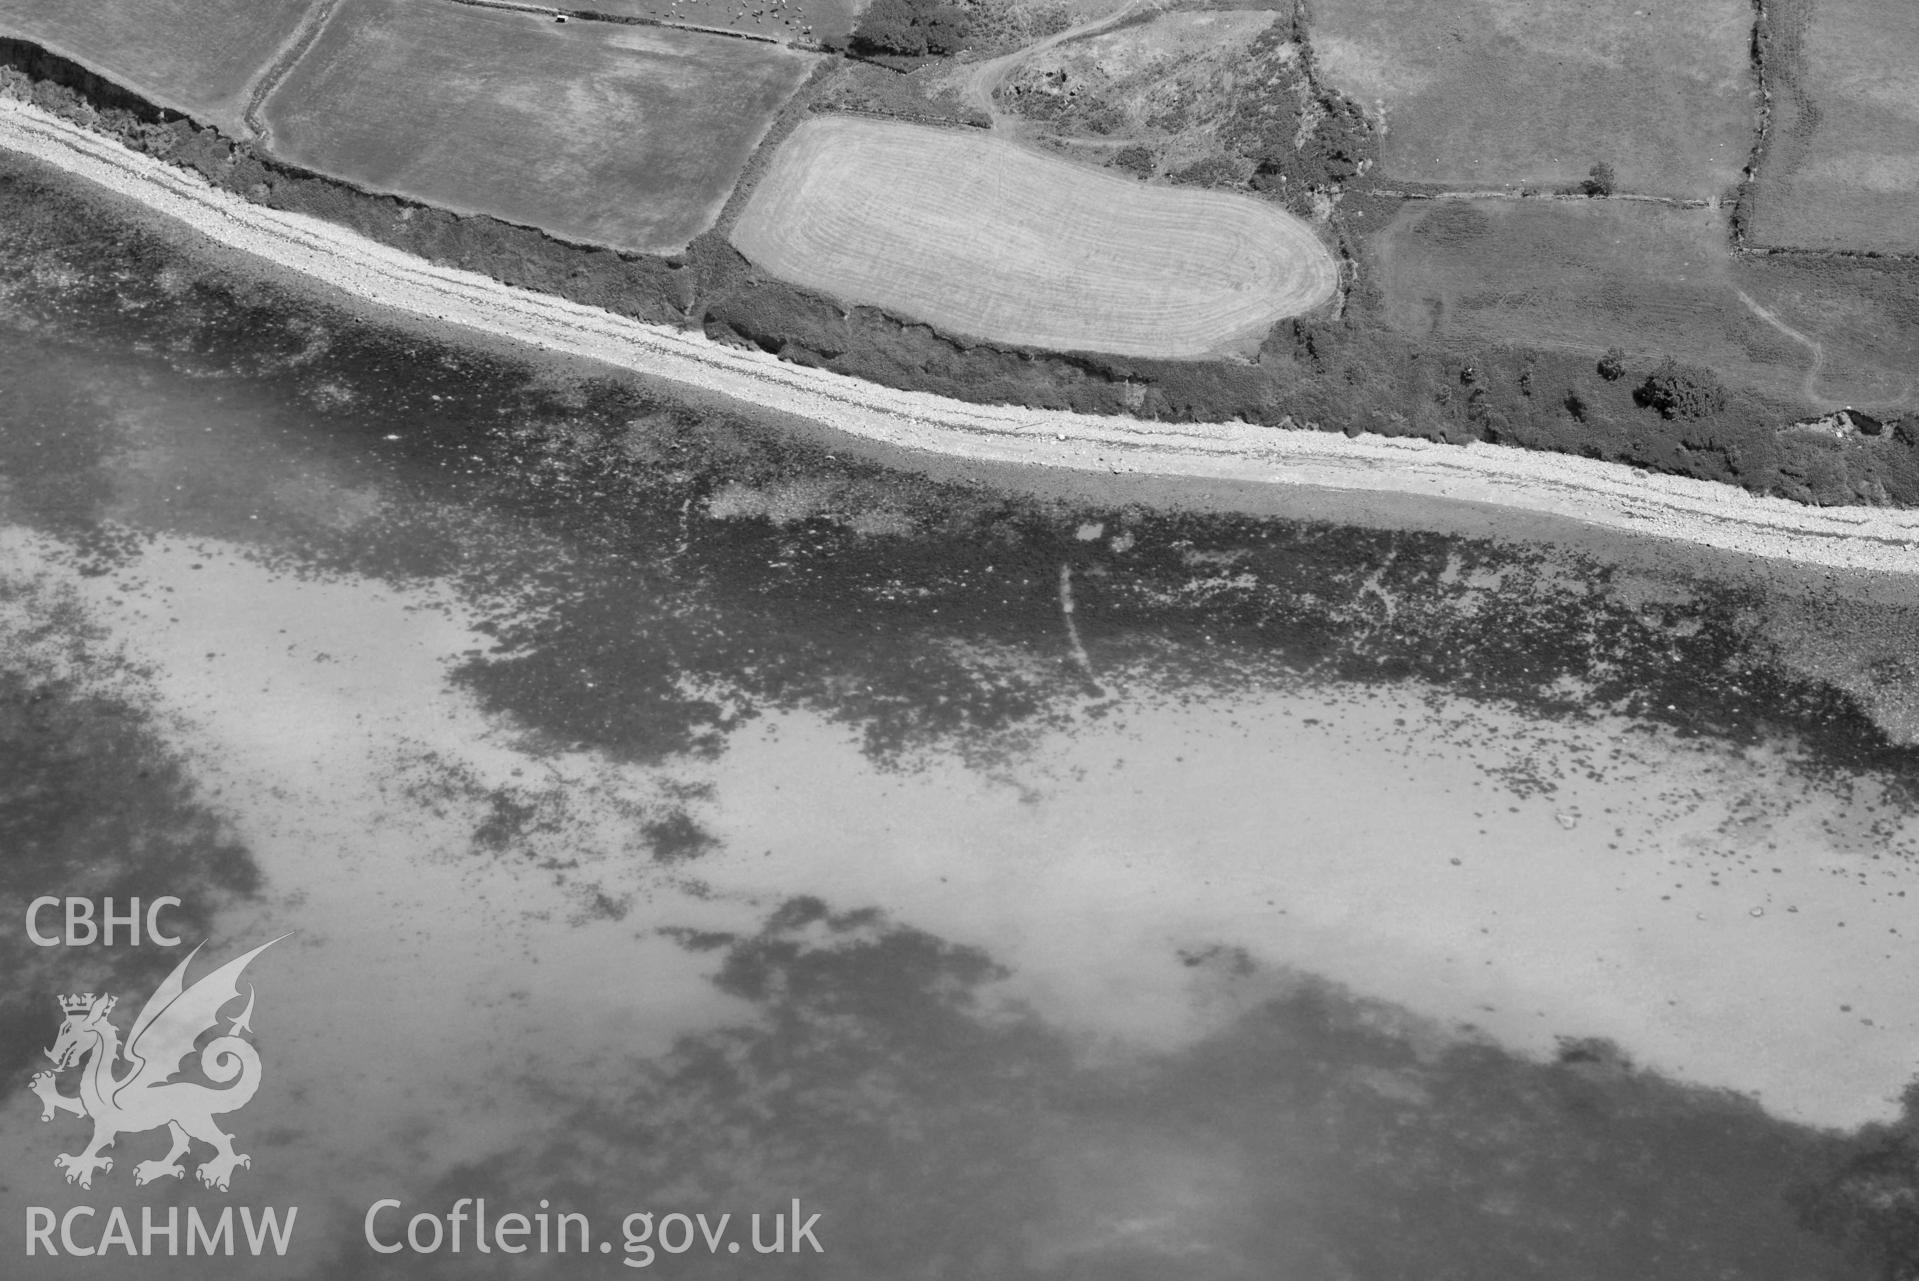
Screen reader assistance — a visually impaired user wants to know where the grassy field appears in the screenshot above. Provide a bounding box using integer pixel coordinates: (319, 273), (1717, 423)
(1746, 0), (1919, 254)
(0, 0), (320, 134)
(1370, 198), (1919, 411)
(1309, 0), (1755, 198)
(257, 0), (811, 253)
(574, 0), (859, 46)
(729, 115), (1337, 357)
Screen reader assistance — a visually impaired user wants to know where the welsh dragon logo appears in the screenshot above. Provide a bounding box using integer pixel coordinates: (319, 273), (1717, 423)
(29, 937), (285, 1192)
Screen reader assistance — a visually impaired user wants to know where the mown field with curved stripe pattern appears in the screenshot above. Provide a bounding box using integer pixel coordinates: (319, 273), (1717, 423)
(730, 116), (1339, 359)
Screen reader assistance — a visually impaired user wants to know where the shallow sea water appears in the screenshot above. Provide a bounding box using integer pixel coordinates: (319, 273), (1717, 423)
(1, 156), (1916, 1279)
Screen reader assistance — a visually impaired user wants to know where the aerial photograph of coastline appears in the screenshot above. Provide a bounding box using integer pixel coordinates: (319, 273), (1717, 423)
(2, 0), (1918, 1277)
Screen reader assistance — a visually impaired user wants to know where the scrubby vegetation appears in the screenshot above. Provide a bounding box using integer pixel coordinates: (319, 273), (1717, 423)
(1243, 80), (1371, 197)
(1226, 21), (1375, 201)
(950, 0), (1075, 55)
(5, 35), (1918, 508)
(997, 12), (1377, 214)
(809, 57), (989, 128)
(0, 46), (692, 319)
(846, 0), (970, 56)
(697, 229), (1919, 507)
(1112, 143), (1153, 177)
(1374, 197), (1919, 416)
(1637, 358), (1729, 421)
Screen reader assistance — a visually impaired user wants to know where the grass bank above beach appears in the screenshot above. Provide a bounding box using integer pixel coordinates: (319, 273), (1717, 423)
(4, 98), (1919, 579)
(5, 27), (1919, 510)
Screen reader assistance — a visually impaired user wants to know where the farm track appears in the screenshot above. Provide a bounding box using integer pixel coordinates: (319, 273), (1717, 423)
(1364, 0), (1916, 412)
(1734, 288), (1918, 412)
(1734, 287), (1826, 405)
(440, 0), (806, 48)
(960, 0), (1158, 134)
(6, 99), (1919, 571)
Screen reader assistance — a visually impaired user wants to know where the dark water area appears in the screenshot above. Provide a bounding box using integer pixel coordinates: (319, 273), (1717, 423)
(3, 156), (1914, 781)
(0, 665), (258, 1077)
(2, 154), (1918, 1279)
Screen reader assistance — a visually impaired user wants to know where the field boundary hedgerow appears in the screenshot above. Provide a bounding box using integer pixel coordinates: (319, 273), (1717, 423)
(698, 52), (843, 244)
(1288, 0), (1358, 319)
(1309, 0), (1756, 200)
(240, 0), (346, 143)
(1368, 186), (1713, 212)
(1730, 0), (1918, 264)
(1726, 0), (1776, 249)
(442, 0), (805, 48)
(1732, 0), (1919, 260)
(252, 0), (813, 252)
(10, 91), (1919, 569)
(3, 25), (1917, 508)
(0, 0), (325, 134)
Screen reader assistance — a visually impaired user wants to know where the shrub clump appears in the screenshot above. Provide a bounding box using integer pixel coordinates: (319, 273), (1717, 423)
(1637, 358), (1729, 421)
(1247, 94), (1372, 195)
(1112, 145), (1154, 178)
(849, 0), (970, 56)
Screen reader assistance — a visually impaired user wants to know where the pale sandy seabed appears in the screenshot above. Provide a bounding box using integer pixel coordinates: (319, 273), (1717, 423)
(3, 92), (1919, 1275)
(0, 509), (1914, 1275)
(3, 97), (1919, 573)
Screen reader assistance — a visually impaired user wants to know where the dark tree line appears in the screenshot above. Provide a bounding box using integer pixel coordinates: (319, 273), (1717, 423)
(846, 0), (970, 57)
(1248, 95), (1372, 194)
(1218, 26), (1377, 212)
